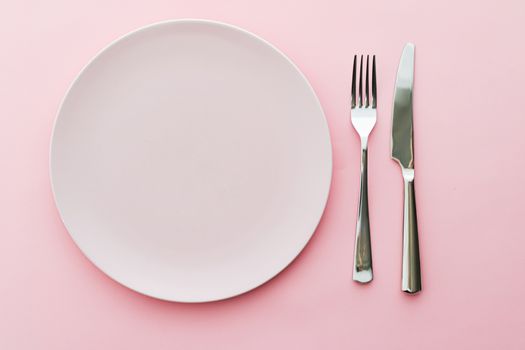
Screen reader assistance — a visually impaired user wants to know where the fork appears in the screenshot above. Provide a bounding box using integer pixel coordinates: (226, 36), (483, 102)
(350, 54), (377, 283)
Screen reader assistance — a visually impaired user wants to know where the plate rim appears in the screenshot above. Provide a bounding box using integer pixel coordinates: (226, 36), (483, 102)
(49, 18), (333, 302)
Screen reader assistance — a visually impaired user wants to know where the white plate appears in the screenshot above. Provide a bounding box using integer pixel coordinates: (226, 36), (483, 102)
(50, 19), (332, 302)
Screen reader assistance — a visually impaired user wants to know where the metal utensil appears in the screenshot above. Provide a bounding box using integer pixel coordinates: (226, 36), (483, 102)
(391, 43), (421, 294)
(350, 54), (376, 283)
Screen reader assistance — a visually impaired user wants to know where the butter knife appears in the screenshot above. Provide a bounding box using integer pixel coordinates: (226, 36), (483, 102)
(391, 43), (422, 294)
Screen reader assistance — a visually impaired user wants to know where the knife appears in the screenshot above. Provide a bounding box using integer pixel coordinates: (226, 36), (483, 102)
(391, 43), (421, 294)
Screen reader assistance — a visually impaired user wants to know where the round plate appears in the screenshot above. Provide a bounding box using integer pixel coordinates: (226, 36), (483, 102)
(50, 19), (332, 302)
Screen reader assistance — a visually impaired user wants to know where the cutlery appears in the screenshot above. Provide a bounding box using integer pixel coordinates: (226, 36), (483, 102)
(350, 54), (376, 283)
(391, 43), (422, 294)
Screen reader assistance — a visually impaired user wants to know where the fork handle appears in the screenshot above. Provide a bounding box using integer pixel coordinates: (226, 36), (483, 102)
(401, 168), (422, 294)
(353, 141), (373, 283)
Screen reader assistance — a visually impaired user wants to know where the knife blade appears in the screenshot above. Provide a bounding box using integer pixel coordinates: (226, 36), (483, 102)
(392, 43), (415, 169)
(391, 43), (421, 294)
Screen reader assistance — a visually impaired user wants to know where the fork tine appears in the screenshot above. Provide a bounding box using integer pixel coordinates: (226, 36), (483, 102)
(365, 55), (370, 108)
(351, 55), (357, 108)
(358, 55), (363, 107)
(371, 55), (377, 108)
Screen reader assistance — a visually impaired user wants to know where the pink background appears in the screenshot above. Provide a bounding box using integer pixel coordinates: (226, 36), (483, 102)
(1, 0), (525, 349)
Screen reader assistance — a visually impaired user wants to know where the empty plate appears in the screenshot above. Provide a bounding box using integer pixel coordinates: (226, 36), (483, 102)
(50, 19), (332, 302)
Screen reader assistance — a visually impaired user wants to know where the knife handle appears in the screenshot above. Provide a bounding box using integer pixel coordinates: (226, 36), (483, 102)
(401, 168), (421, 294)
(353, 143), (373, 283)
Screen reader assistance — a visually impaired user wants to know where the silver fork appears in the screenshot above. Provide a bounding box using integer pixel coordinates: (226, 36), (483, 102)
(350, 55), (377, 283)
